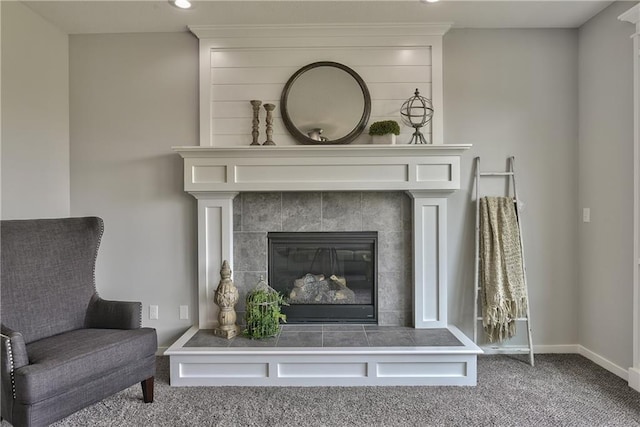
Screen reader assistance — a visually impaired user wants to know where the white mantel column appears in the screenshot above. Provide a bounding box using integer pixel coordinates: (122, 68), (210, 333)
(407, 191), (448, 328)
(193, 192), (238, 329)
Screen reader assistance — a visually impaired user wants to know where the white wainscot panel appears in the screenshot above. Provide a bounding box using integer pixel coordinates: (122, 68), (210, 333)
(278, 362), (368, 378)
(180, 362), (268, 378)
(192, 165), (226, 184)
(376, 361), (466, 378)
(235, 164), (408, 184)
(166, 343), (480, 387)
(416, 164), (451, 182)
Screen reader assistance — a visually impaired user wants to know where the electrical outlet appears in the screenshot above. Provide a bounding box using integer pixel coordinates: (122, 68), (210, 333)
(582, 208), (591, 223)
(179, 305), (189, 320)
(149, 305), (159, 320)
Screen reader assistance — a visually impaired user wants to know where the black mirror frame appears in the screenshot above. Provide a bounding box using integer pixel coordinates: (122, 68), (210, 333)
(280, 61), (371, 145)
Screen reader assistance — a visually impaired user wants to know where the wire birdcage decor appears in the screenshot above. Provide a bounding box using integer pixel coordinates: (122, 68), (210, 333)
(244, 276), (287, 339)
(400, 88), (434, 144)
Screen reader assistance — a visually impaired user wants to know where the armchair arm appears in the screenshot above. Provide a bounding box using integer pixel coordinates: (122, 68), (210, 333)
(85, 294), (142, 330)
(1, 324), (29, 400)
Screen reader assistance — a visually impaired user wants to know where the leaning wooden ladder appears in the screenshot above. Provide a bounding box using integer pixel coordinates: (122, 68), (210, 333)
(473, 156), (534, 366)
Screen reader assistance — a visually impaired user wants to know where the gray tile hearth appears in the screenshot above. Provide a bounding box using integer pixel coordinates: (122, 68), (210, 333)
(184, 330), (232, 347)
(321, 324), (365, 332)
(229, 336), (278, 347)
(281, 325), (322, 331)
(408, 329), (465, 346)
(323, 331), (369, 347)
(277, 331), (323, 347)
(366, 330), (414, 347)
(184, 326), (464, 348)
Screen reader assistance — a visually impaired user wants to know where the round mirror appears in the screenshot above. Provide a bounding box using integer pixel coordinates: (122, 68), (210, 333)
(280, 62), (371, 145)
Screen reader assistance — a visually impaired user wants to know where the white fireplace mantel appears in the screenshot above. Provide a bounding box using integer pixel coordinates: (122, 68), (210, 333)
(173, 144), (472, 330)
(174, 144), (470, 193)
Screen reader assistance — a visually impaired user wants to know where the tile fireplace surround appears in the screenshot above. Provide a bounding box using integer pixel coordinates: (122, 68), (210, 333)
(165, 144), (482, 386)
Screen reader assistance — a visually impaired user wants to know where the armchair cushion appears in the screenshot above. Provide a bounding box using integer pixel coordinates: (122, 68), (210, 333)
(85, 294), (142, 329)
(15, 328), (156, 405)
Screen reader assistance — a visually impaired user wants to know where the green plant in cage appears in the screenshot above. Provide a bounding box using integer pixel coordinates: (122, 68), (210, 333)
(244, 277), (288, 339)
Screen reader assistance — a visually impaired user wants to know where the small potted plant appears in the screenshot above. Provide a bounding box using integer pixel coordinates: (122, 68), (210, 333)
(369, 120), (401, 145)
(244, 276), (288, 339)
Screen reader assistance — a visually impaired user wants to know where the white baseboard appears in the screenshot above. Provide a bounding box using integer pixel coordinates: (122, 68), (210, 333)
(484, 343), (630, 382)
(479, 344), (578, 355)
(577, 345), (629, 381)
(533, 344), (579, 353)
(628, 367), (640, 391)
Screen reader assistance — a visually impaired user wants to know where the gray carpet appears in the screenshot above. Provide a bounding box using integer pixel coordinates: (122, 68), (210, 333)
(14, 354), (640, 426)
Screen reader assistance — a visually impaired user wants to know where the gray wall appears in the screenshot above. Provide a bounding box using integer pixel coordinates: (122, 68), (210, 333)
(69, 33), (199, 345)
(1, 2), (70, 219)
(444, 29), (580, 347)
(578, 2), (635, 370)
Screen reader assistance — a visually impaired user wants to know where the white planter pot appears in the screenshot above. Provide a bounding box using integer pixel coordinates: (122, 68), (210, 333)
(372, 134), (396, 145)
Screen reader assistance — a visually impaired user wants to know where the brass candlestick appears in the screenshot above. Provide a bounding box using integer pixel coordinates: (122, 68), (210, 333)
(263, 103), (276, 146)
(250, 100), (262, 146)
(213, 260), (240, 339)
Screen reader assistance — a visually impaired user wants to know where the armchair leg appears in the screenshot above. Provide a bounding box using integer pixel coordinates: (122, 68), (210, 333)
(141, 377), (154, 403)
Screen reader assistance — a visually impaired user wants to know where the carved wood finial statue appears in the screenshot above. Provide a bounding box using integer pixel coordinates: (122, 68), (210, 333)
(213, 260), (240, 339)
(250, 100), (262, 146)
(262, 103), (276, 145)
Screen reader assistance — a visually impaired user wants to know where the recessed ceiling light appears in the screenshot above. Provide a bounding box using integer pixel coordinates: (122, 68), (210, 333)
(420, 0), (440, 3)
(172, 0), (192, 9)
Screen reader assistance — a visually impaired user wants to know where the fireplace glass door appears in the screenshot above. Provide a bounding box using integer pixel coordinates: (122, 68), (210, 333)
(268, 232), (377, 323)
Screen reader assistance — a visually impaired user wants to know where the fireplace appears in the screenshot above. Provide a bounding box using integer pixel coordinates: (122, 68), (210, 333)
(169, 144), (479, 387)
(268, 231), (377, 323)
(167, 21), (480, 386)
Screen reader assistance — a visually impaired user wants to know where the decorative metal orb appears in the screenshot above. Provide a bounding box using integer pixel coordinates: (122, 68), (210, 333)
(400, 88), (434, 144)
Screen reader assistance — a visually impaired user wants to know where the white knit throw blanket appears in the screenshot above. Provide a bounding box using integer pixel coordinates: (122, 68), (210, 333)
(479, 196), (528, 343)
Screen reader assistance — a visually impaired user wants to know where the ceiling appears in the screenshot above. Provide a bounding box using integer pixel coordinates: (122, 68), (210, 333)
(22, 1), (621, 35)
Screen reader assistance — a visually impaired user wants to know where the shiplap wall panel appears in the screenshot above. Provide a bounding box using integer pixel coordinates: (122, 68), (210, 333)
(211, 99), (427, 120)
(211, 118), (288, 135)
(210, 82), (432, 103)
(209, 49), (432, 146)
(211, 101), (281, 119)
(368, 83), (432, 100)
(210, 48), (432, 68)
(211, 84), (282, 102)
(210, 65), (432, 86)
(359, 66), (432, 83)
(194, 25), (446, 146)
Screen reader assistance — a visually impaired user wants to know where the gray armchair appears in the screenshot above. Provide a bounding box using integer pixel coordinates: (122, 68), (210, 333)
(1, 217), (157, 426)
